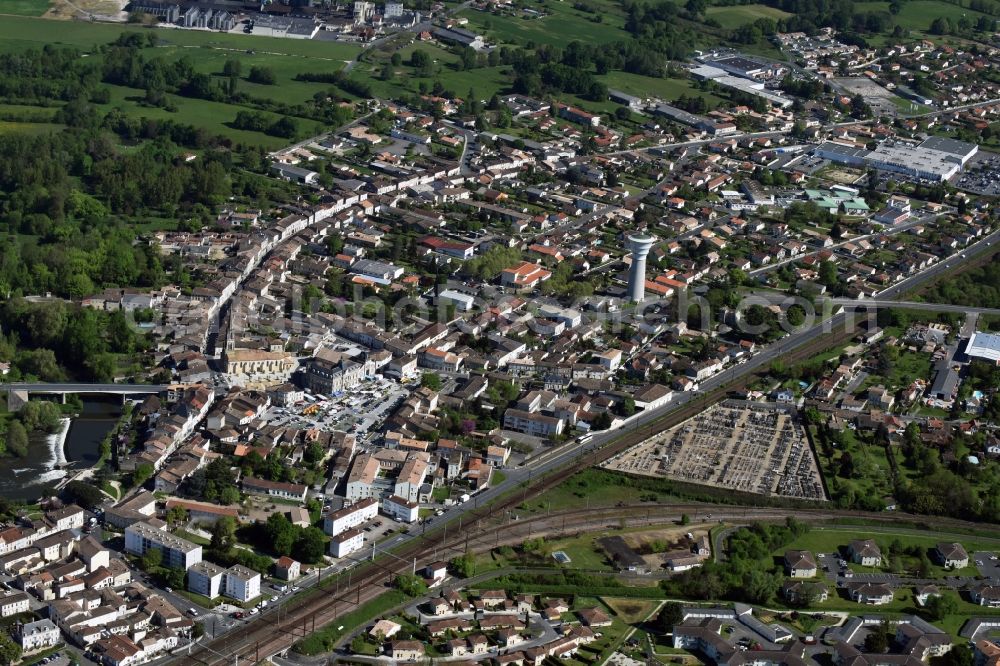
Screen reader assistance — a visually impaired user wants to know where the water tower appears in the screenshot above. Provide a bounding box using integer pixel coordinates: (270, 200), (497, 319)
(626, 234), (656, 302)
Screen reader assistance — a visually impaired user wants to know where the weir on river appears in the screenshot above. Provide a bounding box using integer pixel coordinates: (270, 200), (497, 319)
(0, 397), (119, 501)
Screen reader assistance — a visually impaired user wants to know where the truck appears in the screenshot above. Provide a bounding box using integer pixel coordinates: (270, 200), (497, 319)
(459, 493), (471, 503)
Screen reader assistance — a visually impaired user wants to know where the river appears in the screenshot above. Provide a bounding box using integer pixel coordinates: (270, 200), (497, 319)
(0, 396), (120, 502)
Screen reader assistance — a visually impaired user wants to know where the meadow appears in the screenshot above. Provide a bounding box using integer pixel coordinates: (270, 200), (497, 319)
(96, 84), (327, 148)
(456, 0), (631, 49)
(0, 0), (52, 16)
(854, 0), (990, 31)
(705, 3), (792, 28)
(0, 14), (361, 59)
(0, 16), (363, 144)
(598, 71), (727, 107)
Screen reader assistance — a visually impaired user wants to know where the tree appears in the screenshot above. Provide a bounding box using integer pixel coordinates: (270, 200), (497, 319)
(743, 568), (781, 604)
(925, 592), (959, 621)
(66, 481), (104, 509)
(133, 463), (154, 488)
(350, 635), (369, 653)
(220, 486), (241, 505)
(139, 546), (163, 571)
(223, 59), (242, 77)
(620, 396), (636, 417)
(680, 513), (690, 526)
(947, 644), (975, 666)
(210, 516), (238, 553)
(864, 620), (892, 653)
(929, 16), (951, 34)
(592, 411), (613, 430)
(167, 505), (189, 526)
(294, 527), (327, 563)
(395, 573), (428, 597)
(819, 260), (838, 286)
(451, 551), (475, 577)
(248, 66), (276, 85)
(0, 632), (23, 666)
(421, 372), (442, 391)
(656, 602), (684, 632)
(266, 512), (297, 556)
(410, 49), (430, 69)
(19, 400), (62, 433)
(3, 421), (28, 457)
(165, 566), (185, 590)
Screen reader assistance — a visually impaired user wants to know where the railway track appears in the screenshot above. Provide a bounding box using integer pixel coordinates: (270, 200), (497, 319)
(172, 317), (865, 666)
(174, 504), (833, 666)
(177, 492), (1000, 666)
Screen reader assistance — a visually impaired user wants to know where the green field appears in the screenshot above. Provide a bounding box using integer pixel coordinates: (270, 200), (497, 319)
(0, 16), (366, 145)
(598, 71), (726, 107)
(350, 54), (513, 102)
(705, 4), (792, 28)
(457, 1), (631, 48)
(854, 0), (990, 31)
(156, 47), (350, 106)
(780, 526), (1000, 572)
(94, 84), (325, 149)
(0, 0), (52, 16)
(0, 15), (361, 59)
(521, 468), (660, 513)
(0, 120), (63, 135)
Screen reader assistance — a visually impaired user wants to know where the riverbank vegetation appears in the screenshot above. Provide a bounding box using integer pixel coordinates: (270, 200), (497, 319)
(0, 398), (64, 458)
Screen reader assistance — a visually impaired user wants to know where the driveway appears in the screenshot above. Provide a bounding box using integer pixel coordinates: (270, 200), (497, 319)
(975, 552), (1000, 580)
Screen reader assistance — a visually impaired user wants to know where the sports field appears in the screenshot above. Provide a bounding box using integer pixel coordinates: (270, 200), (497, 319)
(705, 4), (792, 28)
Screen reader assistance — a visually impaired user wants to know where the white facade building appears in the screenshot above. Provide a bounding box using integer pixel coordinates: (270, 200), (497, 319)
(18, 619), (61, 653)
(188, 561), (226, 600)
(330, 528), (364, 558)
(323, 498), (378, 537)
(224, 565), (261, 603)
(124, 522), (202, 570)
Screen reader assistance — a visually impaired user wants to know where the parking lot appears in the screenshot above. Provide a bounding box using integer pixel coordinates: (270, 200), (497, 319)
(833, 77), (901, 117)
(975, 551), (1000, 579)
(262, 376), (411, 436)
(956, 152), (1000, 195)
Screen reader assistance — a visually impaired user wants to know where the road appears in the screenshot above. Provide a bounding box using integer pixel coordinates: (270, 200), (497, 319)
(170, 493), (1000, 666)
(441, 231), (1000, 523)
(158, 211), (999, 666)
